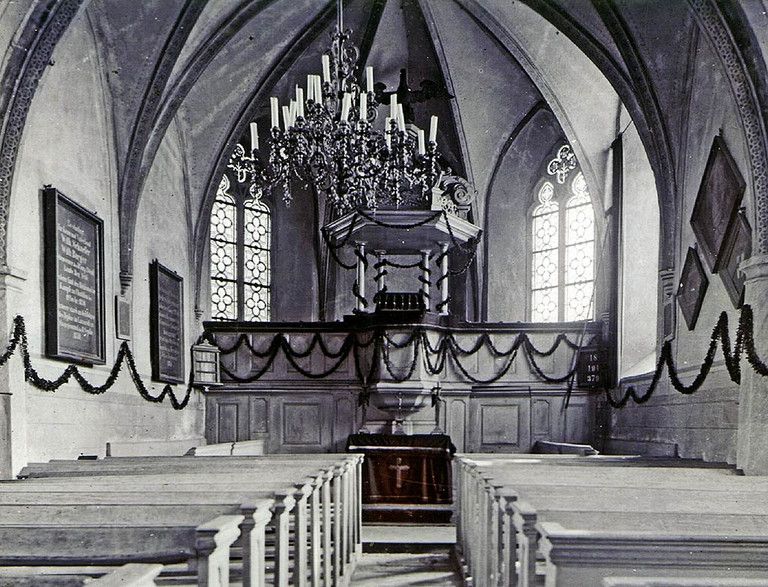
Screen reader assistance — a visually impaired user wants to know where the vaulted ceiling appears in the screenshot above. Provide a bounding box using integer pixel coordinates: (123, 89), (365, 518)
(2, 0), (726, 275)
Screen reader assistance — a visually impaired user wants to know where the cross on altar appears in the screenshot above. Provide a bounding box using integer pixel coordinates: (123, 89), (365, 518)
(388, 457), (410, 489)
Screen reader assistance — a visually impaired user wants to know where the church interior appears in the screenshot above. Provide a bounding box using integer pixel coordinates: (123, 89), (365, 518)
(1, 0), (768, 585)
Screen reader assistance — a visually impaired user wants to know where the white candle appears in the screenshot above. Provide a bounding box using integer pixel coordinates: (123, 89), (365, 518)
(315, 76), (323, 103)
(322, 54), (331, 83)
(340, 93), (351, 122)
(250, 122), (259, 151)
(296, 87), (304, 118)
(282, 105), (291, 130)
(417, 129), (425, 155)
(270, 97), (279, 129)
(396, 103), (406, 131)
(390, 94), (397, 119)
(429, 115), (438, 143)
(366, 66), (374, 93)
(384, 117), (392, 148)
(306, 75), (314, 102)
(359, 92), (367, 121)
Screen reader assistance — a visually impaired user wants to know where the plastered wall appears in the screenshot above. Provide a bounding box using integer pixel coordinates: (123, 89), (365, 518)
(4, 14), (202, 473)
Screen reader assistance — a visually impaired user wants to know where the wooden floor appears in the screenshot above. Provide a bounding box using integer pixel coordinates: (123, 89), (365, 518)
(351, 524), (462, 586)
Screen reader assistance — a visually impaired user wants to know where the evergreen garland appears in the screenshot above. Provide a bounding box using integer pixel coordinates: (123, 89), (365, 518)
(0, 316), (192, 409)
(606, 304), (768, 407)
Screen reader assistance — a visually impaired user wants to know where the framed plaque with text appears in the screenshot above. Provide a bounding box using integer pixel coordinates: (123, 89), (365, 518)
(149, 260), (184, 383)
(43, 187), (105, 365)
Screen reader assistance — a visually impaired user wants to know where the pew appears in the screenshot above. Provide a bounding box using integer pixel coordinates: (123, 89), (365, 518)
(0, 563), (163, 586)
(19, 453), (365, 585)
(3, 453), (362, 587)
(455, 454), (768, 587)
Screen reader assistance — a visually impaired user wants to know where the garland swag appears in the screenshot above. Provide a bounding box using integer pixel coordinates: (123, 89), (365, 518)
(0, 315), (192, 409)
(606, 304), (768, 408)
(3, 304), (765, 412)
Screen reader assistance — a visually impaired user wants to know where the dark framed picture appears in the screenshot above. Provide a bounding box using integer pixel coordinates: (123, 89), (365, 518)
(690, 135), (745, 272)
(677, 247), (709, 331)
(718, 208), (752, 308)
(149, 261), (184, 383)
(42, 187), (105, 365)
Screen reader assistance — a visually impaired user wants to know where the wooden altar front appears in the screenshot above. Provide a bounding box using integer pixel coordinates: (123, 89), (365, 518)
(347, 433), (455, 523)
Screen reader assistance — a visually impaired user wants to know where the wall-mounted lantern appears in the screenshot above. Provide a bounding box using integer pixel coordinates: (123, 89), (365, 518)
(191, 341), (222, 388)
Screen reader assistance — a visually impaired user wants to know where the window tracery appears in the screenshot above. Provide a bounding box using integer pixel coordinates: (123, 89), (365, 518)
(210, 162), (272, 321)
(531, 148), (594, 322)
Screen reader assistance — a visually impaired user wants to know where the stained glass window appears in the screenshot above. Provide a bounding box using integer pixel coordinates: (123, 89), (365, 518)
(210, 157), (272, 321)
(530, 148), (595, 322)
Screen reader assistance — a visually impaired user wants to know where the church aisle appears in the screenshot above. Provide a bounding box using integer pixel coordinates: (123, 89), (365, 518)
(349, 551), (462, 586)
(350, 524), (462, 586)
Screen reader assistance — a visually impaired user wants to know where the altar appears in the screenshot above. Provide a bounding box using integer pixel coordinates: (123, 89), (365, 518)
(347, 433), (455, 523)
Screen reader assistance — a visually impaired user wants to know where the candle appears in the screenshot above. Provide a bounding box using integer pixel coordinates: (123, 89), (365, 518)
(307, 75), (314, 102)
(340, 93), (351, 122)
(359, 92), (367, 121)
(282, 105), (291, 130)
(366, 66), (374, 93)
(270, 97), (279, 129)
(315, 76), (323, 103)
(417, 129), (425, 155)
(296, 87), (304, 118)
(390, 94), (397, 119)
(396, 103), (406, 131)
(250, 122), (259, 152)
(322, 54), (331, 83)
(384, 117), (392, 148)
(429, 115), (438, 143)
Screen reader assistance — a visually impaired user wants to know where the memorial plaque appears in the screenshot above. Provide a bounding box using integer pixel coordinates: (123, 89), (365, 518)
(43, 187), (105, 364)
(150, 261), (184, 383)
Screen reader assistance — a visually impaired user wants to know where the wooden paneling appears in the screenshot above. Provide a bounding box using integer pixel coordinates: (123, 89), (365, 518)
(282, 402), (323, 446)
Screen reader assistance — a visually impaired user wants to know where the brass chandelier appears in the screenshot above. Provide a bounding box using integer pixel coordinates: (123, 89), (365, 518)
(247, 1), (445, 215)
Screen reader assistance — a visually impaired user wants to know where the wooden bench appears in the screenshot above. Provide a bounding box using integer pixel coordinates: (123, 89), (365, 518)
(105, 437), (206, 457)
(4, 454), (362, 587)
(456, 455), (768, 587)
(0, 563), (163, 586)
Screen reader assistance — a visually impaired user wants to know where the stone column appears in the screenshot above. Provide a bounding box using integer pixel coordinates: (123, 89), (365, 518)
(737, 253), (768, 475)
(0, 266), (27, 479)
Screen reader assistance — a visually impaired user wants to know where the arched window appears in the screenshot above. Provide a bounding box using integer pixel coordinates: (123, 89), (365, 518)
(530, 145), (594, 322)
(210, 170), (272, 321)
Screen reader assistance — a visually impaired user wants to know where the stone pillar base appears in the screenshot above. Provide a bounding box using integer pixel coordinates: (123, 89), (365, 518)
(737, 254), (768, 475)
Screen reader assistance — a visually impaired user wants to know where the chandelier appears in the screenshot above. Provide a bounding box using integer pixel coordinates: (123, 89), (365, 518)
(246, 1), (445, 215)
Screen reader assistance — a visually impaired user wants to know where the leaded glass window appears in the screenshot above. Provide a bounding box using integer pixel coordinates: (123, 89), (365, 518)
(210, 164), (272, 321)
(530, 147), (595, 322)
(531, 182), (559, 322)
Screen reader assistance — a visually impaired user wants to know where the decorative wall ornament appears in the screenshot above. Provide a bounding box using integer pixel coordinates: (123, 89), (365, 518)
(677, 246), (708, 330)
(688, 0), (768, 255)
(719, 207), (752, 308)
(0, 0), (84, 267)
(690, 134), (745, 271)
